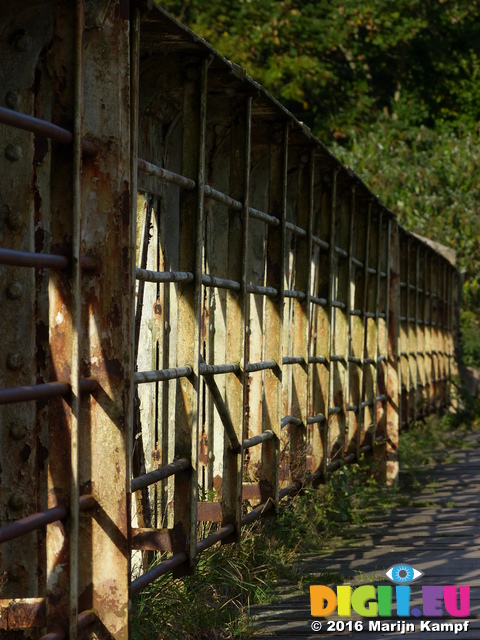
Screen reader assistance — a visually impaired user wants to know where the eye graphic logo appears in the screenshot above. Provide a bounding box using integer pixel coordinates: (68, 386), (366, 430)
(385, 564), (424, 584)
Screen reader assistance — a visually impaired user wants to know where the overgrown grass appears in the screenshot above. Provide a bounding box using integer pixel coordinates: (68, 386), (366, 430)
(132, 407), (479, 640)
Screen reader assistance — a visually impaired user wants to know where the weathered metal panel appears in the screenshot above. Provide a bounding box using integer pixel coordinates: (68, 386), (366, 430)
(221, 97), (251, 541)
(385, 220), (400, 485)
(172, 58), (208, 572)
(77, 2), (133, 636)
(0, 4), (462, 638)
(261, 124), (287, 507)
(0, 1), (53, 605)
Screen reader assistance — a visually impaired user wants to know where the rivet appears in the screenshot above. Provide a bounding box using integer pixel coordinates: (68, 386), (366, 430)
(7, 352), (24, 371)
(185, 67), (199, 81)
(5, 144), (22, 162)
(9, 423), (26, 441)
(14, 34), (31, 52)
(6, 280), (23, 300)
(8, 494), (25, 511)
(6, 211), (22, 232)
(8, 563), (27, 583)
(301, 154), (309, 164)
(273, 131), (283, 144)
(5, 91), (19, 109)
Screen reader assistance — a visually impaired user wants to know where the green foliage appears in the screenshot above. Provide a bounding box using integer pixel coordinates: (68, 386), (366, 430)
(158, 0), (480, 139)
(132, 463), (394, 639)
(461, 310), (480, 368)
(132, 411), (480, 639)
(331, 121), (480, 334)
(331, 122), (480, 276)
(156, 0), (480, 360)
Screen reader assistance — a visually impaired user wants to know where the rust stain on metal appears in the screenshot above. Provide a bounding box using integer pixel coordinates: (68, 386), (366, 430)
(0, 1), (459, 634)
(0, 598), (46, 630)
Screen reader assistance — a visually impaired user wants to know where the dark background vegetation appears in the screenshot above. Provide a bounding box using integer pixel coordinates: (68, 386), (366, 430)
(158, 0), (480, 366)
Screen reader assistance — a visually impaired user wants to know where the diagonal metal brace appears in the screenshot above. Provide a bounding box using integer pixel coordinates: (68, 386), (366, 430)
(199, 355), (241, 453)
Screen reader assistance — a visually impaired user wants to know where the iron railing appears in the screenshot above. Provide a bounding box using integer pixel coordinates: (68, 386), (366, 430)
(0, 1), (458, 637)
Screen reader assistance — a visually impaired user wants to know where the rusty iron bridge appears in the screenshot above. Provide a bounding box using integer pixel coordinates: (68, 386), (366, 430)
(0, 2), (459, 638)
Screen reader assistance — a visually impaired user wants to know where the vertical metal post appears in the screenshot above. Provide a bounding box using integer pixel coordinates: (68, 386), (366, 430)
(424, 251), (432, 413)
(223, 97), (251, 541)
(309, 160), (328, 477)
(261, 123), (287, 506)
(450, 265), (460, 410)
(358, 202), (372, 452)
(174, 58), (209, 570)
(364, 206), (377, 445)
(69, 1), (83, 635)
(331, 181), (349, 459)
(414, 244), (420, 418)
(373, 211), (383, 446)
(443, 262), (448, 406)
(77, 1), (132, 635)
(431, 256), (439, 410)
(289, 150), (313, 484)
(326, 169), (339, 461)
(128, 0), (140, 588)
(0, 0), (45, 605)
(406, 237), (415, 423)
(385, 219), (399, 484)
(345, 187), (356, 451)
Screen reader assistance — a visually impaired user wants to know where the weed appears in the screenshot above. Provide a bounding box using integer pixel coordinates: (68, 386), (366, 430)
(132, 412), (479, 639)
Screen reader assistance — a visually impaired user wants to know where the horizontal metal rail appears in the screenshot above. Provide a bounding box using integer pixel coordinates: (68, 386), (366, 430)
(282, 356), (305, 365)
(0, 248), (67, 269)
(203, 185), (242, 210)
(285, 221), (306, 237)
(199, 363), (240, 375)
(137, 157), (196, 190)
(0, 248), (98, 271)
(135, 267), (194, 283)
(0, 382), (69, 405)
(307, 414), (326, 424)
(249, 207), (280, 226)
(245, 360), (277, 373)
(312, 235), (329, 250)
(281, 415), (302, 428)
(196, 523), (235, 553)
(131, 522), (235, 594)
(240, 498), (274, 526)
(130, 552), (189, 595)
(0, 106), (96, 155)
(246, 283), (278, 296)
(334, 246), (348, 258)
(310, 295), (327, 307)
(0, 495), (94, 544)
(309, 355), (327, 364)
(131, 458), (190, 492)
(0, 379), (98, 405)
(134, 367), (192, 384)
(243, 431), (274, 449)
(284, 289), (306, 299)
(201, 274), (241, 291)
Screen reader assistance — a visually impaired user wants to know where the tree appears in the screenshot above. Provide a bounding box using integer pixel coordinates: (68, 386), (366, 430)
(159, 0), (480, 138)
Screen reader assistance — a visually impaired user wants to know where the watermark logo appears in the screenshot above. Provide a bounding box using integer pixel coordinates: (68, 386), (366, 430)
(385, 564), (424, 584)
(310, 563), (470, 619)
